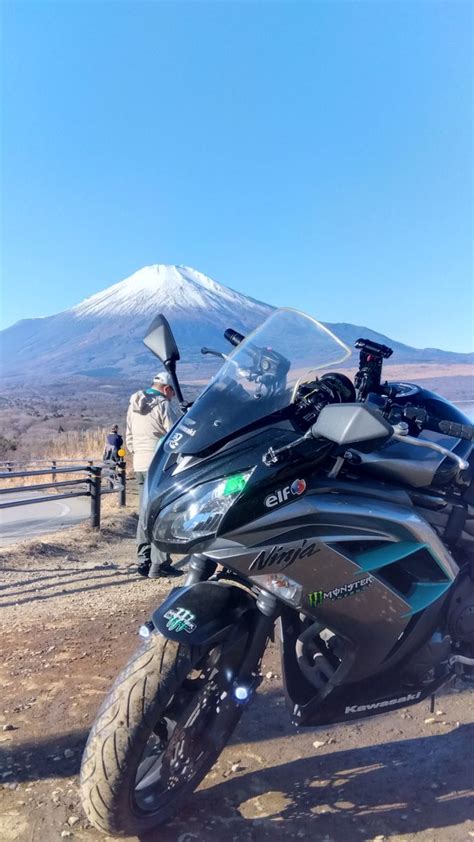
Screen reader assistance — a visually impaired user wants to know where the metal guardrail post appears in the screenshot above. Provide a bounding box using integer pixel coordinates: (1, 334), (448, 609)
(89, 465), (102, 528)
(0, 459), (130, 527)
(117, 461), (126, 507)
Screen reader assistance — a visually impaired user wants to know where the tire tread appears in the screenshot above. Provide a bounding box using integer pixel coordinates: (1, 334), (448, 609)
(80, 636), (198, 836)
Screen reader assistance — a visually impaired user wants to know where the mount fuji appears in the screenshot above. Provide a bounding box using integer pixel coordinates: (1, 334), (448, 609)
(1, 264), (472, 386)
(0, 265), (273, 384)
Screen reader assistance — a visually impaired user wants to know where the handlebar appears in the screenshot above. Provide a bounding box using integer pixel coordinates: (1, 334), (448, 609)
(224, 328), (245, 347)
(262, 401), (473, 472)
(438, 420), (474, 441)
(400, 405), (474, 442)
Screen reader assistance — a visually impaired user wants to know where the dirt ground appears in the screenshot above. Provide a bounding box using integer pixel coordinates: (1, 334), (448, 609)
(0, 504), (473, 842)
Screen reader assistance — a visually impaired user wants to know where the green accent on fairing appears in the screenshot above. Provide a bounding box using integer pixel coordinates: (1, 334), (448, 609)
(223, 473), (248, 496)
(354, 540), (452, 617)
(355, 541), (428, 571)
(402, 582), (452, 617)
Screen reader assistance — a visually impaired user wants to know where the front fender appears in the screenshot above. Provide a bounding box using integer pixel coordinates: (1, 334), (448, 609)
(151, 581), (256, 645)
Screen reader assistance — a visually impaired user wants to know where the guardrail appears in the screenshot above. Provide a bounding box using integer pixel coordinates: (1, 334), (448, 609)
(0, 460), (126, 529)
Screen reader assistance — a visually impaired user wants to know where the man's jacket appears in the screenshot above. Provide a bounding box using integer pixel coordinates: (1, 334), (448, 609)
(103, 432), (123, 461)
(126, 390), (178, 472)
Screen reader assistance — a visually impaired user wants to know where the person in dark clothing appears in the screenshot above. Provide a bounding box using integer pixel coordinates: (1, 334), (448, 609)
(103, 425), (123, 462)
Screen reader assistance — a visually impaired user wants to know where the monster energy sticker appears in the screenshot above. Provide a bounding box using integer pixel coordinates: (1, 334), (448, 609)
(308, 576), (373, 608)
(164, 607), (197, 634)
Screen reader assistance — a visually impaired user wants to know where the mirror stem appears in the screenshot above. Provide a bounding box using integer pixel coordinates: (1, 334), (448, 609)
(164, 361), (188, 411)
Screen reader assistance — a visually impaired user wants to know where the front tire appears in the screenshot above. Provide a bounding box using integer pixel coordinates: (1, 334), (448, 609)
(80, 631), (250, 836)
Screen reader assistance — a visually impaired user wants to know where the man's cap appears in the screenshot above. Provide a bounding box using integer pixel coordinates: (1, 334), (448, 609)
(111, 424), (119, 431)
(153, 372), (173, 386)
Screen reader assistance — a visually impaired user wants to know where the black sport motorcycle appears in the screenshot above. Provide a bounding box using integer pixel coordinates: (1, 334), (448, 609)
(80, 308), (474, 837)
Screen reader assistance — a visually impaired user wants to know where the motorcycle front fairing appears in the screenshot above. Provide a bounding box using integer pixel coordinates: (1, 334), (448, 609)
(143, 308), (351, 554)
(143, 421), (321, 554)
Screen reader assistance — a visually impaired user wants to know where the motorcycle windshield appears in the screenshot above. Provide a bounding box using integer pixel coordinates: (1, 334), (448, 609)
(165, 308), (351, 455)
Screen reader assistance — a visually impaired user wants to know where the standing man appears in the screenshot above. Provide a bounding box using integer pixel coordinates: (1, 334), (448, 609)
(126, 372), (182, 579)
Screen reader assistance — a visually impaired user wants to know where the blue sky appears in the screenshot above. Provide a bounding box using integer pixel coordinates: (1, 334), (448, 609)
(1, 0), (472, 351)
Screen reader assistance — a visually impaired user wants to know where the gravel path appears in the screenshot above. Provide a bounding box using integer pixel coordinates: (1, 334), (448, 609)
(0, 507), (473, 842)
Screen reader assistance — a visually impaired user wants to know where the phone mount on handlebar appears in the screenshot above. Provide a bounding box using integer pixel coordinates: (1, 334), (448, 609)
(354, 338), (393, 402)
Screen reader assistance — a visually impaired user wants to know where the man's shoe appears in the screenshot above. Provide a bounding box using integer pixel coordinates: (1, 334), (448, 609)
(137, 561), (151, 577)
(148, 562), (184, 579)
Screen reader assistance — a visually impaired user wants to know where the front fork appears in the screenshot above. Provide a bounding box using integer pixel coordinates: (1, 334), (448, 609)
(185, 553), (279, 703)
(184, 553), (217, 586)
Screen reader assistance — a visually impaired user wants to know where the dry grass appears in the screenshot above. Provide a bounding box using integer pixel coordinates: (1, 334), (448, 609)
(29, 427), (108, 464)
(0, 427), (127, 490)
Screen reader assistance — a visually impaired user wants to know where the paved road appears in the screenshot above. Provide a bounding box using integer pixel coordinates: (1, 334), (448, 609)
(0, 492), (90, 546)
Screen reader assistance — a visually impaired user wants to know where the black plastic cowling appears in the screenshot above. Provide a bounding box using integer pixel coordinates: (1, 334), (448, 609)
(151, 581), (256, 645)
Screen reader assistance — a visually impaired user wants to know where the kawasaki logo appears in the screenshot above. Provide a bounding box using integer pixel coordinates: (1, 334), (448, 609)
(345, 692), (421, 714)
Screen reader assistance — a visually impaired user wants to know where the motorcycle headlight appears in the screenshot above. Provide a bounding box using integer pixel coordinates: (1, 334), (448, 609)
(153, 470), (254, 545)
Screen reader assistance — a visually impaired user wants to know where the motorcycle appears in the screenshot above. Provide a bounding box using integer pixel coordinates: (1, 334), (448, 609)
(80, 308), (474, 836)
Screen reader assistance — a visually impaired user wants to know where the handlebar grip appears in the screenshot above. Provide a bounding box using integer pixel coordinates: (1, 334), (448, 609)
(224, 328), (245, 347)
(438, 420), (474, 441)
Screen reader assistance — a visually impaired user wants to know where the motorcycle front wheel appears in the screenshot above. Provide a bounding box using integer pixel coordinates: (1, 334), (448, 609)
(80, 627), (254, 837)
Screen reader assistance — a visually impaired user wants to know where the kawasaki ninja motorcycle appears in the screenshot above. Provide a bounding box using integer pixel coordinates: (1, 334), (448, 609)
(80, 309), (474, 837)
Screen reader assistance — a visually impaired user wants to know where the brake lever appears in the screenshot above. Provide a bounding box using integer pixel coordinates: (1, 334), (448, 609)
(392, 423), (469, 472)
(201, 346), (228, 360)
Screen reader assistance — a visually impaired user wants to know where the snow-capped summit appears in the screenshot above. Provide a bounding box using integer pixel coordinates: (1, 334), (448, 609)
(72, 264), (268, 320)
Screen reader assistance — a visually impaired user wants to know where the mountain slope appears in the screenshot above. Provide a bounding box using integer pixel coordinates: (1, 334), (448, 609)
(0, 265), (273, 382)
(1, 264), (472, 385)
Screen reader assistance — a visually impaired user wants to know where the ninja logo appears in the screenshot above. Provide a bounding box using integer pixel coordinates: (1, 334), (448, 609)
(249, 539), (319, 572)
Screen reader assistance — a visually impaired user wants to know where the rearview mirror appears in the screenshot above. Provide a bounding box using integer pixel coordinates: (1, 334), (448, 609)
(311, 403), (392, 446)
(143, 314), (188, 409)
(143, 314), (180, 364)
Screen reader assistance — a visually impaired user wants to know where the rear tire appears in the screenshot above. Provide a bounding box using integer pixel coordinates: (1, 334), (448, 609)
(80, 633), (248, 836)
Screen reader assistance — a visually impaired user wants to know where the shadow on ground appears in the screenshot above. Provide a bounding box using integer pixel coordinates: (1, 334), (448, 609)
(0, 689), (287, 784)
(1, 703), (472, 840)
(140, 724), (474, 841)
